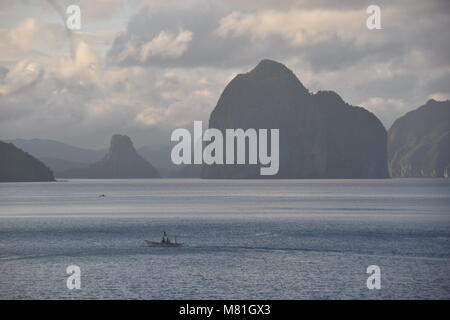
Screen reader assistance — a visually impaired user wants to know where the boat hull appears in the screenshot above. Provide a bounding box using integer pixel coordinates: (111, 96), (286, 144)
(144, 240), (184, 248)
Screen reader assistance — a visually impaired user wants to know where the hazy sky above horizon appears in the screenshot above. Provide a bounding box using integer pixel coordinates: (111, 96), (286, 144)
(0, 0), (449, 148)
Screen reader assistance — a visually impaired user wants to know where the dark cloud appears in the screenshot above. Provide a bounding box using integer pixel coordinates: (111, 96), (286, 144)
(106, 4), (266, 69)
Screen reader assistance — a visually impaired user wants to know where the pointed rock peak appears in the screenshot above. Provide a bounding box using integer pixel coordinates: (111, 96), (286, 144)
(243, 59), (308, 93)
(60, 134), (160, 178)
(109, 134), (136, 155)
(251, 59), (293, 76)
(248, 59), (299, 81)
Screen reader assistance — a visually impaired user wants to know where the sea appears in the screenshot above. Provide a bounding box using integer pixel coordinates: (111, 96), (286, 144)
(0, 179), (449, 299)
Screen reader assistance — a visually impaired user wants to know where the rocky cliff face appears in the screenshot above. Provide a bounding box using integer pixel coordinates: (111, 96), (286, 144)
(62, 134), (160, 178)
(201, 59), (389, 178)
(388, 99), (450, 178)
(0, 141), (55, 182)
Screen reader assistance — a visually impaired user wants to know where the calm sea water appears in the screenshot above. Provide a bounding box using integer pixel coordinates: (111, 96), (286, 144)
(0, 179), (449, 299)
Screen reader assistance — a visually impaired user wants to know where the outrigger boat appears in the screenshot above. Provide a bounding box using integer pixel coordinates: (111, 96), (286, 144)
(144, 232), (184, 248)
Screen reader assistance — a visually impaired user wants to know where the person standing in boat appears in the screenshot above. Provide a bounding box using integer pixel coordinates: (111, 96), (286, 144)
(161, 231), (167, 243)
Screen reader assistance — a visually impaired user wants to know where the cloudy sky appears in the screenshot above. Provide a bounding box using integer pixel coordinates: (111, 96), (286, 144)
(0, 0), (449, 148)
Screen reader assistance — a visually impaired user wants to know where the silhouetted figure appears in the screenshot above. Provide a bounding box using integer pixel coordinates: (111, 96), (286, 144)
(161, 231), (168, 243)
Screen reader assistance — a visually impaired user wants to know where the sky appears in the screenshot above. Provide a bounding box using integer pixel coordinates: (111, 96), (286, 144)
(0, 0), (449, 149)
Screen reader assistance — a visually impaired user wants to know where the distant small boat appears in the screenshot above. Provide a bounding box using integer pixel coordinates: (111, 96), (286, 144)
(144, 240), (184, 248)
(144, 232), (184, 247)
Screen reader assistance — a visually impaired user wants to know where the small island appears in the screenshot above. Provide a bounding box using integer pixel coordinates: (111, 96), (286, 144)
(60, 134), (160, 178)
(0, 141), (55, 182)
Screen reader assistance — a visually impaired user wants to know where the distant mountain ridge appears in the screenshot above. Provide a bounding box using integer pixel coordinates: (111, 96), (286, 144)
(5, 61), (448, 180)
(60, 134), (160, 178)
(388, 99), (450, 178)
(7, 138), (105, 164)
(0, 141), (54, 182)
(7, 138), (173, 177)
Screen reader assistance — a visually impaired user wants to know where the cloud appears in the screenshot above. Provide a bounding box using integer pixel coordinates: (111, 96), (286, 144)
(0, 37), (230, 148)
(140, 30), (193, 61)
(135, 107), (167, 126)
(112, 29), (194, 65)
(106, 4), (269, 68)
(1, 18), (65, 52)
(113, 29), (194, 65)
(58, 41), (101, 80)
(78, 0), (124, 19)
(216, 9), (364, 47)
(9, 18), (43, 50)
(0, 60), (44, 95)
